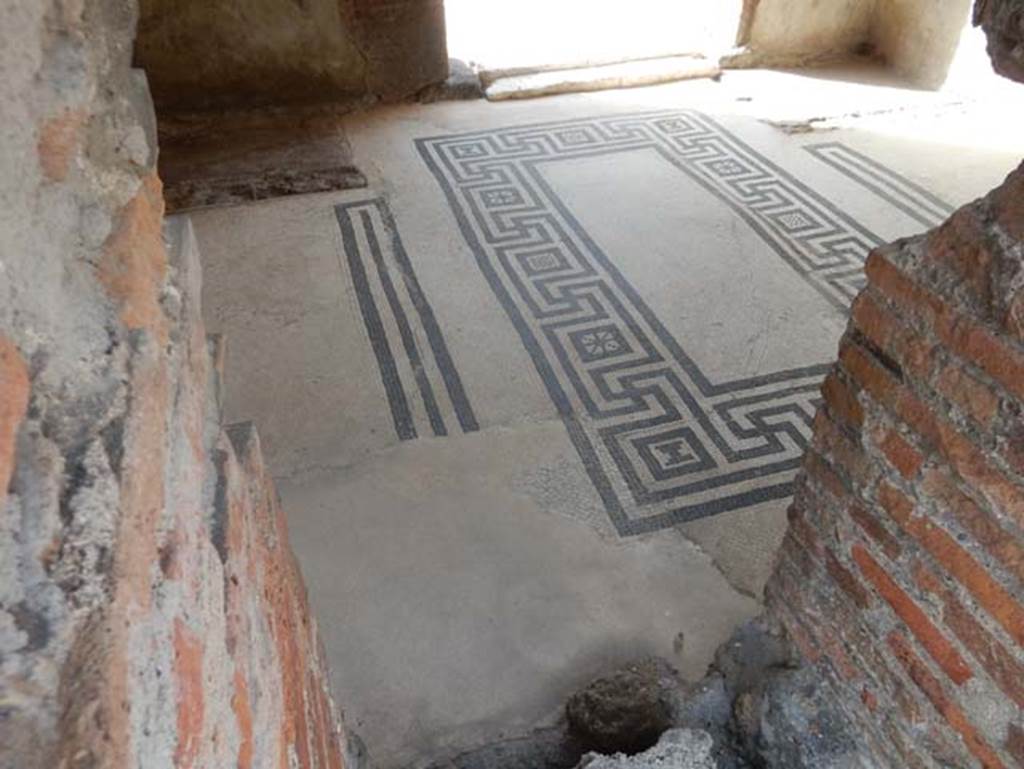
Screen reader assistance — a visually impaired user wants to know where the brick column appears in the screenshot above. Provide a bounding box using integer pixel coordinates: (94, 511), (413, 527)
(766, 165), (1024, 768)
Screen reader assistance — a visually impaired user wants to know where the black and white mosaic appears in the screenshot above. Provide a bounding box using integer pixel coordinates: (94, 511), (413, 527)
(336, 197), (479, 441)
(804, 142), (954, 229)
(416, 111), (895, 534)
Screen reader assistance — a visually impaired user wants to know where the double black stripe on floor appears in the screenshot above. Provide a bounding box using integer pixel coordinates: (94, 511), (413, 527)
(804, 142), (954, 228)
(335, 198), (478, 441)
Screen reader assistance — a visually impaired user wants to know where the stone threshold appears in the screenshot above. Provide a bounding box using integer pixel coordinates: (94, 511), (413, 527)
(484, 55), (721, 101)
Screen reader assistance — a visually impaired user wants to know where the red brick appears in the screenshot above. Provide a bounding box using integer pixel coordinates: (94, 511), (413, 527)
(780, 530), (817, 579)
(811, 410), (875, 489)
(914, 562), (1024, 708)
(851, 290), (898, 347)
(933, 419), (1024, 528)
(232, 668), (254, 769)
(851, 290), (933, 379)
(1008, 290), (1024, 343)
(877, 481), (1024, 647)
(842, 346), (943, 463)
(865, 250), (946, 330)
(1007, 723), (1024, 767)
(788, 622), (822, 664)
(833, 583), (921, 695)
(97, 173), (169, 340)
(875, 426), (925, 480)
(36, 108), (87, 182)
(887, 631), (1008, 769)
(173, 619), (206, 769)
(840, 340), (900, 406)
(894, 391), (944, 454)
(818, 564), (927, 725)
(846, 338), (1023, 527)
(924, 207), (1002, 321)
(848, 503), (902, 560)
(822, 372), (864, 429)
(944, 318), (1024, 403)
(1000, 421), (1024, 475)
(922, 171), (1024, 343)
(314, 681), (345, 769)
(772, 600), (822, 664)
(786, 505), (823, 560)
(921, 467), (1024, 584)
(825, 547), (872, 609)
(0, 337), (29, 495)
(804, 450), (849, 499)
(867, 251), (1024, 402)
(821, 627), (860, 681)
(111, 351), (169, 609)
(876, 481), (915, 525)
(860, 687), (878, 711)
(935, 363), (1001, 429)
(992, 164), (1024, 243)
(785, 521), (827, 582)
(853, 544), (973, 685)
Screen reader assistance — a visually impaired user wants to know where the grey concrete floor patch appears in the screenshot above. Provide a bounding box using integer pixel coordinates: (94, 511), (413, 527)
(280, 422), (758, 769)
(510, 453), (616, 537)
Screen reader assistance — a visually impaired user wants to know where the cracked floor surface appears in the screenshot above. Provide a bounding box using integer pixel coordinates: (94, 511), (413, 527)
(193, 66), (1024, 768)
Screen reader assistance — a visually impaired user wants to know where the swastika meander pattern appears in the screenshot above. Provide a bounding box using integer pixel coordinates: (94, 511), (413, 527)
(417, 111), (885, 534)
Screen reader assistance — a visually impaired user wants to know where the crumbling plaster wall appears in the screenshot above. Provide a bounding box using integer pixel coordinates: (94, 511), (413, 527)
(134, 0), (368, 111)
(134, 0), (448, 112)
(872, 0), (974, 87)
(742, 0), (877, 64)
(741, 0), (975, 86)
(0, 2), (353, 767)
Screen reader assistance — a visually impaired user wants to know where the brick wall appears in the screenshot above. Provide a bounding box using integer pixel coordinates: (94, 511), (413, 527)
(766, 162), (1024, 768)
(975, 0), (1024, 82)
(0, 3), (353, 767)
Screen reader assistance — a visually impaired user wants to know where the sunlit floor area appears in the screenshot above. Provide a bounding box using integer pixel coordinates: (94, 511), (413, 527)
(192, 67), (1024, 768)
(444, 0), (742, 72)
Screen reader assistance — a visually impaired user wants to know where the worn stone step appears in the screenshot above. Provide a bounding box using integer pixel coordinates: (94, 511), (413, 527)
(484, 56), (720, 101)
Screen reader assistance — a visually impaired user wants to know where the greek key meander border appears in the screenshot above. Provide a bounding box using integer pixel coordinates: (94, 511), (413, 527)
(417, 111), (892, 535)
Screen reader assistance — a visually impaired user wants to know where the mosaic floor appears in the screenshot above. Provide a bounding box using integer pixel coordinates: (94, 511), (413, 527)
(414, 110), (947, 535)
(193, 68), (1023, 768)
